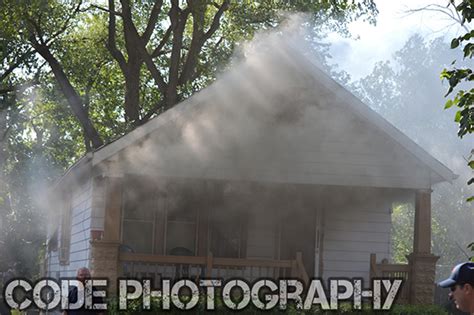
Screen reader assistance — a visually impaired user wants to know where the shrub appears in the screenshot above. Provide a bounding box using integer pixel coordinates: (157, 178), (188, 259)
(105, 298), (449, 315)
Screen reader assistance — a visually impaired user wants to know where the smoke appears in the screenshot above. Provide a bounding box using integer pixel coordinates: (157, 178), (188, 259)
(120, 17), (357, 185)
(125, 29), (297, 173)
(25, 12), (469, 284)
(109, 15), (426, 282)
(0, 83), (56, 278)
(343, 33), (474, 280)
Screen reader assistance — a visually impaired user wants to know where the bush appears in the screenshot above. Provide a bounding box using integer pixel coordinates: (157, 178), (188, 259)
(106, 297), (449, 315)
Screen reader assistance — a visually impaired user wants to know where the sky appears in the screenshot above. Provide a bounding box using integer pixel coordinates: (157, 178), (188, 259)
(328, 0), (468, 80)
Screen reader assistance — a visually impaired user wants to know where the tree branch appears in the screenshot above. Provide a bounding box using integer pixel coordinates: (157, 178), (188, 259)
(107, 0), (127, 73)
(166, 0), (190, 106)
(89, 4), (123, 17)
(214, 36), (224, 49)
(179, 0), (229, 85)
(0, 48), (34, 83)
(203, 0), (229, 42)
(142, 0), (164, 42)
(151, 26), (172, 57)
(179, 1), (205, 86)
(26, 17), (46, 46)
(140, 97), (167, 123)
(449, 1), (471, 31)
(119, 0), (168, 94)
(32, 41), (103, 148)
(0, 78), (40, 96)
(45, 0), (83, 46)
(406, 4), (471, 32)
(119, 0), (133, 21)
(138, 44), (168, 94)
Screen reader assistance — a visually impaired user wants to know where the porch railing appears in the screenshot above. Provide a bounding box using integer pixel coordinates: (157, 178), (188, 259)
(120, 252), (309, 286)
(369, 253), (411, 304)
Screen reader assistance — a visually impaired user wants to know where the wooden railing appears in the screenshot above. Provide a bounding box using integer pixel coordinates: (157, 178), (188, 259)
(370, 253), (411, 304)
(120, 252), (309, 286)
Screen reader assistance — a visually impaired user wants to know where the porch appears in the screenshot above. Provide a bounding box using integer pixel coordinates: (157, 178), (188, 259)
(369, 190), (440, 305)
(119, 251), (309, 285)
(89, 176), (438, 304)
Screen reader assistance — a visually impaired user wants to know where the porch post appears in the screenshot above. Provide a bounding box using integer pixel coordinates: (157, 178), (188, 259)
(90, 175), (122, 294)
(408, 189), (439, 304)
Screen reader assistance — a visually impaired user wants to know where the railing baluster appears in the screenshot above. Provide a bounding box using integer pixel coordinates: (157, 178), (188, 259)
(120, 254), (303, 292)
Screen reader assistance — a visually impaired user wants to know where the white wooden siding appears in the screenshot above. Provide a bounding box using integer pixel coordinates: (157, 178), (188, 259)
(47, 179), (93, 279)
(91, 42), (453, 186)
(119, 92), (434, 190)
(90, 176), (106, 231)
(108, 51), (445, 191)
(246, 208), (277, 259)
(321, 188), (393, 283)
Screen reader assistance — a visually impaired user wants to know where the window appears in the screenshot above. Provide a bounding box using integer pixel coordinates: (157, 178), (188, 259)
(59, 193), (71, 265)
(121, 178), (204, 257)
(209, 209), (246, 258)
(48, 230), (58, 252)
(121, 177), (157, 254)
(165, 200), (197, 256)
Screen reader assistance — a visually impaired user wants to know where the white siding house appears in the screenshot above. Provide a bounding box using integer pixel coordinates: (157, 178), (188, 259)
(45, 39), (454, 304)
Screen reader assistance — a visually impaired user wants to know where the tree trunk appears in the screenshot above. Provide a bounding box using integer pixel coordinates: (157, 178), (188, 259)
(166, 2), (187, 109)
(34, 44), (104, 149)
(121, 4), (143, 124)
(124, 62), (141, 123)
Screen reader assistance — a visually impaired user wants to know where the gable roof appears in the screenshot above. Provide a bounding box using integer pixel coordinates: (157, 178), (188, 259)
(64, 40), (455, 189)
(296, 57), (456, 185)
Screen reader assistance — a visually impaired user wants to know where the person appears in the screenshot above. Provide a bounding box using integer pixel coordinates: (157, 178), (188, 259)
(439, 262), (474, 315)
(63, 267), (105, 315)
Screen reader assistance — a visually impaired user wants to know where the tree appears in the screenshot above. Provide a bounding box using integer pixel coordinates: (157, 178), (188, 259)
(2, 0), (379, 150)
(441, 0), (473, 192)
(1, 0), (105, 149)
(103, 0), (378, 125)
(351, 34), (474, 276)
(0, 0), (379, 278)
(440, 0), (473, 258)
(0, 11), (45, 278)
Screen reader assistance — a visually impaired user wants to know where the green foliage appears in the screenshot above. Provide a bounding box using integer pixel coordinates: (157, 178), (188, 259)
(468, 242), (474, 261)
(454, 0), (474, 23)
(388, 304), (448, 315)
(352, 34), (474, 278)
(391, 204), (413, 263)
(105, 296), (448, 315)
(441, 0), (474, 203)
(0, 0), (381, 286)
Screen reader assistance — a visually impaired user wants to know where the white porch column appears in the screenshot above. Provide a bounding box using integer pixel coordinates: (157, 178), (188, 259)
(408, 189), (439, 304)
(90, 176), (122, 295)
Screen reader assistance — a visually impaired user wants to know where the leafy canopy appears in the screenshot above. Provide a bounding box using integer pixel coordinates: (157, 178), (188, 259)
(440, 0), (474, 259)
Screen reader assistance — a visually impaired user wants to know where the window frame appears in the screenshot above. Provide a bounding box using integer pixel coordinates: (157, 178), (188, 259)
(59, 192), (72, 265)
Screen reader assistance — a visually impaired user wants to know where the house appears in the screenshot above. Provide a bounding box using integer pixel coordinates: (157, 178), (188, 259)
(44, 37), (455, 305)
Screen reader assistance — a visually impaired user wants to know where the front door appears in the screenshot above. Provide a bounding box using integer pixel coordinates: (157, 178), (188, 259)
(279, 187), (323, 278)
(280, 206), (316, 277)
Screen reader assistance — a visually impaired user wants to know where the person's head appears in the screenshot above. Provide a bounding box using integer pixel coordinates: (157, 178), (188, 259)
(76, 267), (91, 283)
(439, 262), (474, 313)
